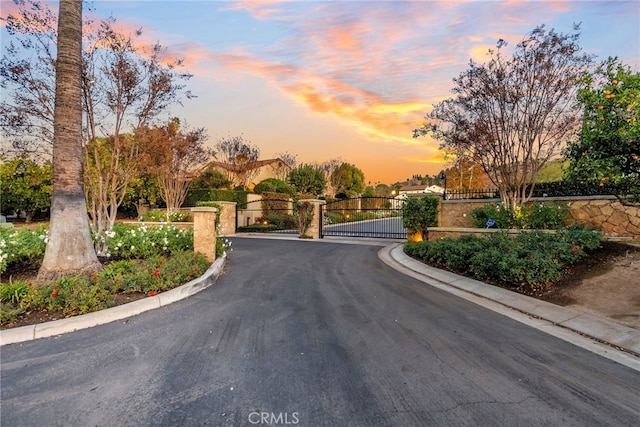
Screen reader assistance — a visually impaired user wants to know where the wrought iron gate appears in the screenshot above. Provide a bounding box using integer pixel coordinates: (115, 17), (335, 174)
(320, 197), (406, 239)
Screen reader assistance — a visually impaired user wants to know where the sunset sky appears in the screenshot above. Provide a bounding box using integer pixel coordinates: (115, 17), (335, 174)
(2, 0), (639, 185)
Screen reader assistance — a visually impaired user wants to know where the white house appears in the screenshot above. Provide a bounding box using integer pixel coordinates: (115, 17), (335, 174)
(395, 184), (444, 199)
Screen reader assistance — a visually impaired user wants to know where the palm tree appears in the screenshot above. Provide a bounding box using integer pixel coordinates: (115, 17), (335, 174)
(37, 0), (101, 281)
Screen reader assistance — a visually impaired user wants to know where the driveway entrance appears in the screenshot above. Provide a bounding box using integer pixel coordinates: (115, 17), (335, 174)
(320, 197), (406, 239)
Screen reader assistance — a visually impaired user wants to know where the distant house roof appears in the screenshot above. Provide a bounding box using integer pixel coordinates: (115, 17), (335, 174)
(398, 184), (444, 194)
(399, 185), (428, 192)
(207, 158), (290, 173)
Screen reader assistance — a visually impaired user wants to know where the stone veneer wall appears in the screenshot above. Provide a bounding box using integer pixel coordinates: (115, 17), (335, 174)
(439, 196), (639, 240)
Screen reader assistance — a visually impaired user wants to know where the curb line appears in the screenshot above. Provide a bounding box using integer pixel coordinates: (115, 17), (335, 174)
(0, 254), (226, 346)
(379, 243), (640, 363)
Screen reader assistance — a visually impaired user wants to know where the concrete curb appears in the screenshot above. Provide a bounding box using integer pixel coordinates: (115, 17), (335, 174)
(0, 254), (226, 346)
(380, 243), (640, 357)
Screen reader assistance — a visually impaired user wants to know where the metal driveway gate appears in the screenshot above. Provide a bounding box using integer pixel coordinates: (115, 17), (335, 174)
(320, 197), (406, 239)
(236, 198), (299, 235)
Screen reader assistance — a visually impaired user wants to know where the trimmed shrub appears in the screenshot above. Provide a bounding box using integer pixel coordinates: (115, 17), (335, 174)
(404, 227), (602, 292)
(401, 196), (439, 233)
(470, 202), (568, 229)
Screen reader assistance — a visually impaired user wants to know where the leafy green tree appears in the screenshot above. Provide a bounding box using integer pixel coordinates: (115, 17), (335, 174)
(362, 186), (376, 197)
(374, 183), (392, 197)
(330, 163), (365, 198)
(564, 57), (640, 202)
(288, 164), (326, 196)
(253, 178), (295, 196)
(0, 158), (52, 222)
(191, 166), (232, 189)
(124, 173), (163, 216)
(137, 118), (212, 211)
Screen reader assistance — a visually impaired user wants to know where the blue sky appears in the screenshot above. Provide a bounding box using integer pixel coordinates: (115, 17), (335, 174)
(2, 0), (639, 184)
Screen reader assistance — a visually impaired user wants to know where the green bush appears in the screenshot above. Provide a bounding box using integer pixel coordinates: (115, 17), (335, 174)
(525, 203), (569, 229)
(401, 196), (439, 233)
(404, 228), (602, 292)
(264, 213), (297, 229)
(1, 251), (211, 323)
(0, 226), (48, 274)
(470, 202), (569, 229)
(254, 178), (296, 196)
(185, 188), (248, 206)
(105, 224), (193, 259)
(1, 224), (196, 275)
(326, 212), (345, 224)
(139, 209), (190, 222)
(0, 281), (30, 304)
(470, 204), (521, 228)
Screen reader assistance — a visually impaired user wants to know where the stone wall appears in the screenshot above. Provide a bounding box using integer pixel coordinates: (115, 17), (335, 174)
(439, 196), (639, 240)
(565, 196), (639, 240)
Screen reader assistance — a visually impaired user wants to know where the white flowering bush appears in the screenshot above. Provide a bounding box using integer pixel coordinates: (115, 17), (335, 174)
(0, 226), (48, 274)
(1, 224), (194, 273)
(104, 224), (193, 259)
(139, 209), (190, 223)
(216, 237), (233, 257)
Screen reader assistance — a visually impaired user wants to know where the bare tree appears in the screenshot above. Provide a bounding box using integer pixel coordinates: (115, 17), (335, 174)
(212, 135), (260, 189)
(138, 118), (212, 211)
(2, 0), (194, 254)
(82, 24), (193, 250)
(272, 151), (297, 180)
(1, 0), (59, 159)
(37, 0), (101, 281)
(316, 158), (341, 198)
(414, 25), (593, 209)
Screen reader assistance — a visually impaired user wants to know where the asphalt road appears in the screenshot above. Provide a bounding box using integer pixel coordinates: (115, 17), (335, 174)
(2, 238), (639, 426)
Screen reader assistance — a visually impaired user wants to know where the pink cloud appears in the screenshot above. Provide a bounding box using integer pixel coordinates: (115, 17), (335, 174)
(220, 0), (289, 20)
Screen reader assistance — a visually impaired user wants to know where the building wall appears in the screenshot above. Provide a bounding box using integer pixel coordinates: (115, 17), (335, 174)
(438, 196), (640, 240)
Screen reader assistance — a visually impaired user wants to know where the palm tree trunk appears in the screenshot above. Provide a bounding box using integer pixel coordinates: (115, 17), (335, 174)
(37, 0), (101, 281)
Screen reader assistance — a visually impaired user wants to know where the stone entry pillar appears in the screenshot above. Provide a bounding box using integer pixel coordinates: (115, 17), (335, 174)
(191, 207), (218, 262)
(215, 201), (237, 236)
(298, 199), (325, 239)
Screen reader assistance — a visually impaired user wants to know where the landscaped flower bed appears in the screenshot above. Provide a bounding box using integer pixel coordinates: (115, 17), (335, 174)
(403, 226), (602, 294)
(0, 224), (222, 327)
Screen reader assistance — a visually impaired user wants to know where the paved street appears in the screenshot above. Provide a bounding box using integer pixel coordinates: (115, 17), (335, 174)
(2, 238), (639, 426)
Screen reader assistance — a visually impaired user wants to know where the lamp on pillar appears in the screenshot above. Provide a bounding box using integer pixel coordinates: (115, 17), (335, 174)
(438, 171), (447, 199)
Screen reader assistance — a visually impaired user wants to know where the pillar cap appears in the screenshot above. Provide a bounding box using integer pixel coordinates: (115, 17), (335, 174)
(190, 207), (218, 212)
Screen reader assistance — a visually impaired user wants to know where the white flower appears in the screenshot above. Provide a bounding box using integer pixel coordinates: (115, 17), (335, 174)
(130, 245), (135, 250)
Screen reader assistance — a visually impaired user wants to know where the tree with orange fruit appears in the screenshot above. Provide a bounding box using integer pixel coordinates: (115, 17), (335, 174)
(564, 57), (640, 203)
